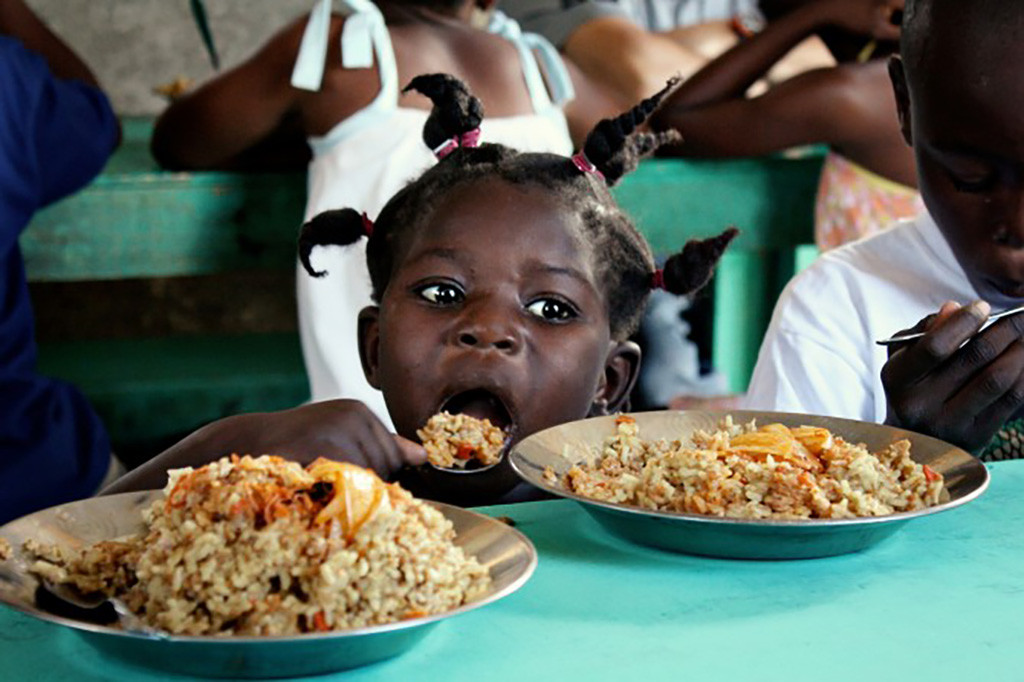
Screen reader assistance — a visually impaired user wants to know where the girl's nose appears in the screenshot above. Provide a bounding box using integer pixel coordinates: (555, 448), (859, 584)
(453, 307), (522, 353)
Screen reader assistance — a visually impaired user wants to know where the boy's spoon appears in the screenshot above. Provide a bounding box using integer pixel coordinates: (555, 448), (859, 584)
(876, 303), (1024, 346)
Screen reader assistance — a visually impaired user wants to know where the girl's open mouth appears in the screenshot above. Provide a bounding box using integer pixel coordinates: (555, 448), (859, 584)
(439, 388), (514, 432)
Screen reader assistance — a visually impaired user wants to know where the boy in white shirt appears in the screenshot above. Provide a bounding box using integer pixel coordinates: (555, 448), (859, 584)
(745, 0), (1024, 460)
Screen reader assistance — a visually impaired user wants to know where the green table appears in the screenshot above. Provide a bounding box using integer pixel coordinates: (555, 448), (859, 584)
(3, 461), (1018, 682)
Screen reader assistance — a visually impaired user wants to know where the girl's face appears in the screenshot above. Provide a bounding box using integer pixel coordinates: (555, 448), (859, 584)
(358, 177), (640, 449)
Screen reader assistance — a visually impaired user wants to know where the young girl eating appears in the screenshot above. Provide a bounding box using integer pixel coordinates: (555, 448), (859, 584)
(153, 0), (621, 431)
(109, 75), (735, 505)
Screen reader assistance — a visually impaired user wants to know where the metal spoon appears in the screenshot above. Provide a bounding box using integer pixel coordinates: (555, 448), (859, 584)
(37, 580), (163, 637)
(426, 433), (513, 474)
(876, 303), (1024, 347)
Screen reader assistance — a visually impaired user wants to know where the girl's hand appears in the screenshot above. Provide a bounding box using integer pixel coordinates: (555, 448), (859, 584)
(816, 0), (903, 41)
(881, 300), (1024, 452)
(104, 401), (427, 495)
(251, 400), (428, 479)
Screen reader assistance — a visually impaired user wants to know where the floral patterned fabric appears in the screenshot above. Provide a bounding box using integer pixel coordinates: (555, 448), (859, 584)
(814, 151), (924, 251)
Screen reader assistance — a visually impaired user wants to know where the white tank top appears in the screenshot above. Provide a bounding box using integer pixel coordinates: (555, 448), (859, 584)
(294, 0), (575, 428)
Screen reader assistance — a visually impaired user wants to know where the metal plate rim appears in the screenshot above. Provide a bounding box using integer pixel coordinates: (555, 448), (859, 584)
(510, 409), (991, 530)
(0, 496), (537, 644)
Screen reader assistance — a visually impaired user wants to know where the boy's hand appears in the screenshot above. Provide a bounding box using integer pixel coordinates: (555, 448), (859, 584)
(241, 400), (427, 479)
(817, 0), (903, 41)
(882, 300), (1024, 452)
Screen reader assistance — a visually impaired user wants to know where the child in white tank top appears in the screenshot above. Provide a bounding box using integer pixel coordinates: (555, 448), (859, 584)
(152, 0), (594, 428)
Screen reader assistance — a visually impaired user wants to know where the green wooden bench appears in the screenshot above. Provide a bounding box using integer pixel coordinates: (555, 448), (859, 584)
(24, 118), (309, 463)
(613, 153), (823, 392)
(22, 118), (822, 459)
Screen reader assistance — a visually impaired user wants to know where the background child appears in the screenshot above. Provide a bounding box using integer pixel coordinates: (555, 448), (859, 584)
(744, 0), (1024, 460)
(0, 0), (121, 523)
(650, 0), (917, 251)
(151, 0), (619, 431)
(108, 75), (735, 504)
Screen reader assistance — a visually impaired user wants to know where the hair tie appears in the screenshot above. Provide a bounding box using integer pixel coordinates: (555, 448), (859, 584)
(432, 127), (482, 159)
(571, 152), (605, 181)
(650, 269), (665, 290)
(361, 212), (374, 237)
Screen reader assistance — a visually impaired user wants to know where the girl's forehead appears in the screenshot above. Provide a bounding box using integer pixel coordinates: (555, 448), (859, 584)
(409, 178), (595, 266)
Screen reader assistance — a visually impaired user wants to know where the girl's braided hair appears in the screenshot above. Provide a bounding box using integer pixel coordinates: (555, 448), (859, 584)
(299, 73), (737, 340)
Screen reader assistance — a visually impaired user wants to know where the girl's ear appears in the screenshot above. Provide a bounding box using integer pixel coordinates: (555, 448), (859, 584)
(357, 306), (382, 389)
(590, 340), (642, 416)
(888, 55), (914, 147)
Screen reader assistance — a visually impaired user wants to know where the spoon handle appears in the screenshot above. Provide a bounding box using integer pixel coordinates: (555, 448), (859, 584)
(876, 304), (1024, 346)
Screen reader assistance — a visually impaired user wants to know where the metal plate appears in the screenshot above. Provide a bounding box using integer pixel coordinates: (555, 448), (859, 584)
(510, 410), (990, 560)
(0, 492), (536, 678)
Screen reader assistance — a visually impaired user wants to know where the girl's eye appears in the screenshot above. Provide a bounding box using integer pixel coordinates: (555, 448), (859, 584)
(526, 298), (577, 322)
(417, 283), (464, 306)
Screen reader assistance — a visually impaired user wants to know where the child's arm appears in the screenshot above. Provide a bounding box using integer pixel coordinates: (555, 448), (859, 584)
(102, 400), (428, 494)
(562, 16), (707, 106)
(561, 56), (628, 148)
(0, 0), (101, 87)
(649, 0), (902, 158)
(882, 301), (1024, 452)
(150, 16), (311, 171)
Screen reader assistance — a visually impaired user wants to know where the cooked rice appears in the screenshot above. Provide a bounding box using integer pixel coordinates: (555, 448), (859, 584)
(545, 416), (946, 520)
(26, 455), (491, 636)
(417, 412), (506, 469)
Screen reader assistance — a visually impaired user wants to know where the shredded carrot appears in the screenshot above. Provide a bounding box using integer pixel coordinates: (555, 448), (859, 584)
(455, 444), (475, 460)
(923, 465), (940, 483)
(165, 474), (195, 509)
(402, 609), (427, 620)
(615, 415), (636, 425)
(312, 610), (329, 632)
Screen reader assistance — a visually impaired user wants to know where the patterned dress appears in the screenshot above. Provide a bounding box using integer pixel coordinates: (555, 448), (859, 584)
(814, 151), (925, 251)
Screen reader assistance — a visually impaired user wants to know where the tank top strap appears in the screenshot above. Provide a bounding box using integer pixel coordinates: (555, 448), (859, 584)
(520, 31), (575, 107)
(487, 10), (575, 112)
(291, 0), (399, 111)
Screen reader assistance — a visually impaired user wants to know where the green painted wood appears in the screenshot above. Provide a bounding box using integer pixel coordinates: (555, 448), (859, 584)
(793, 242), (821, 273)
(613, 152), (823, 254)
(22, 118), (306, 282)
(712, 252), (775, 393)
(22, 129), (824, 284)
(614, 153), (824, 391)
(36, 333), (309, 451)
(3, 460), (1022, 681)
(23, 120), (825, 447)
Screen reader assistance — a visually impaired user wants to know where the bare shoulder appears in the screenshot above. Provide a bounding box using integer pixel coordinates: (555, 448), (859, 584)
(392, 23), (536, 116)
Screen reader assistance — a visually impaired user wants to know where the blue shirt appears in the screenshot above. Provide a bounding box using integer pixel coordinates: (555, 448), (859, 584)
(0, 37), (118, 523)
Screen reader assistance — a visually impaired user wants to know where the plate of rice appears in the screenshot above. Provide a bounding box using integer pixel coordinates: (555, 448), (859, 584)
(0, 455), (536, 678)
(510, 410), (989, 559)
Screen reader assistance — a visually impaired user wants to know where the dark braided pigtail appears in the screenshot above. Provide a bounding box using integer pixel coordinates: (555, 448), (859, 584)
(581, 78), (682, 186)
(660, 227), (739, 296)
(404, 73), (484, 154)
(298, 209), (370, 278)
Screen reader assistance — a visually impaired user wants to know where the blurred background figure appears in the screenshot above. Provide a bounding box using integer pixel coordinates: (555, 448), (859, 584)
(501, 0), (834, 108)
(652, 0), (918, 250)
(0, 0), (120, 522)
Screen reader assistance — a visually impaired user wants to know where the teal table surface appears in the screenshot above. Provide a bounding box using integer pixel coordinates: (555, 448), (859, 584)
(3, 461), (1021, 682)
